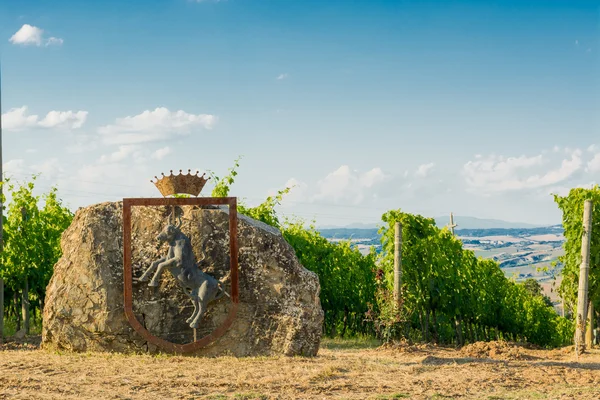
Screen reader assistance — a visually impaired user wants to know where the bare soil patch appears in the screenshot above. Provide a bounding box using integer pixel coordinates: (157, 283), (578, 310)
(459, 340), (540, 361)
(1, 337), (600, 399)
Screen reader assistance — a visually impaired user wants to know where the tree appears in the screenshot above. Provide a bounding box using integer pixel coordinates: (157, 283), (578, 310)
(522, 278), (554, 308)
(0, 176), (73, 333)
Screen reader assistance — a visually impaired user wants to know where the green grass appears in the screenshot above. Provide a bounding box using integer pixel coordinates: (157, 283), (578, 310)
(373, 394), (410, 399)
(1, 316), (43, 337)
(320, 336), (382, 350)
(204, 393), (268, 400)
(233, 393), (268, 400)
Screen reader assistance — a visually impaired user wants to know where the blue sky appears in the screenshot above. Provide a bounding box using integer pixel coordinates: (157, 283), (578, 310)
(0, 0), (598, 226)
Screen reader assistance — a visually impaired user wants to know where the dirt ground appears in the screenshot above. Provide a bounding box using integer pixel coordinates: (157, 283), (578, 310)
(1, 337), (600, 399)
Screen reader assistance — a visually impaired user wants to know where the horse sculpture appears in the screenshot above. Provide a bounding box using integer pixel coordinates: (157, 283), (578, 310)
(139, 215), (228, 329)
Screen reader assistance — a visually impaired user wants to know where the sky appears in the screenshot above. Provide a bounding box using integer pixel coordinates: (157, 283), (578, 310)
(0, 0), (598, 227)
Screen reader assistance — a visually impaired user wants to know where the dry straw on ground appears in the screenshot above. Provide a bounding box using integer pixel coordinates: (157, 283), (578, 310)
(1, 337), (600, 399)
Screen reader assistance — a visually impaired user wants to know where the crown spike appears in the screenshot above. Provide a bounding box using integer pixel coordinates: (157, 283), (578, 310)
(152, 169), (209, 197)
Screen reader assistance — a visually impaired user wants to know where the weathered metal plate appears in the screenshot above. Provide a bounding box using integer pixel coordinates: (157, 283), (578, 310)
(122, 197), (239, 353)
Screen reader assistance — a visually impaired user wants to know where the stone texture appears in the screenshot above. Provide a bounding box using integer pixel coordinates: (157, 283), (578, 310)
(42, 202), (323, 356)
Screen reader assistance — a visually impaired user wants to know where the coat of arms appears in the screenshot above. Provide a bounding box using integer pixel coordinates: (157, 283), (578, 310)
(122, 170), (239, 353)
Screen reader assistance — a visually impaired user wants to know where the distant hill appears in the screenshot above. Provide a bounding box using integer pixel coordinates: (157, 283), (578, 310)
(456, 225), (563, 238)
(434, 216), (546, 230)
(318, 228), (380, 240)
(318, 225), (563, 240)
(318, 216), (551, 231)
(317, 222), (378, 229)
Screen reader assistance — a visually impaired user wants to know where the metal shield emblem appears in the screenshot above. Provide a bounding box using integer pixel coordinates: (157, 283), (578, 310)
(122, 196), (239, 353)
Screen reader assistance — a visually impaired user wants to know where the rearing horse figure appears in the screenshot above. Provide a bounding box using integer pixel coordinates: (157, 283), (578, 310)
(139, 215), (228, 329)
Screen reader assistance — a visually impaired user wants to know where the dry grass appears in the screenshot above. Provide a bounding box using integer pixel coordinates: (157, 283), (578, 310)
(1, 337), (600, 399)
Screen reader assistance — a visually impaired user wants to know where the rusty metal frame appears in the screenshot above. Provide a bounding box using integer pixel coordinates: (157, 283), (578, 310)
(123, 197), (239, 353)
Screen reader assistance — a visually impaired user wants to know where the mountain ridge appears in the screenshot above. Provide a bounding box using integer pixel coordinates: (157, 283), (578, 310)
(317, 216), (558, 230)
(433, 216), (549, 230)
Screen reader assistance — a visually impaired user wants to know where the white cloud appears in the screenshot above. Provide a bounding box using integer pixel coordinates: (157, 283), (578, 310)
(549, 182), (597, 197)
(99, 145), (145, 164)
(526, 151), (582, 186)
(98, 107), (217, 145)
(463, 150), (582, 193)
(38, 110), (88, 129)
(264, 178), (309, 208)
(359, 167), (386, 187)
(276, 73), (288, 80)
(46, 37), (63, 46)
(2, 158), (63, 181)
(415, 162), (435, 178)
(587, 153), (600, 173)
(284, 178), (308, 193)
(2, 106), (88, 131)
(3, 107), (38, 130)
(9, 24), (42, 46)
(9, 24), (63, 47)
(3, 159), (26, 177)
(66, 134), (99, 154)
(312, 165), (389, 205)
(31, 158), (64, 180)
(80, 157), (162, 198)
(267, 166), (390, 208)
(152, 146), (172, 160)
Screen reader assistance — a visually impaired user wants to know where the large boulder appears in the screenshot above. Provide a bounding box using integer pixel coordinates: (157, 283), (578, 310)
(42, 202), (323, 356)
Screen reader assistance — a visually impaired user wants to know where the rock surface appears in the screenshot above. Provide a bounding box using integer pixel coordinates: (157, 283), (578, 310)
(42, 202), (323, 356)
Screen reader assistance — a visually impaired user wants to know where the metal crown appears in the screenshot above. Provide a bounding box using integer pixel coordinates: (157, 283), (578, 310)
(151, 170), (210, 197)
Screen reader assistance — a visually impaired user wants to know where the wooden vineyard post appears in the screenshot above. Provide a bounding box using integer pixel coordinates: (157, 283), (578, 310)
(449, 212), (457, 235)
(575, 199), (593, 356)
(0, 63), (4, 343)
(22, 278), (29, 335)
(597, 311), (600, 346)
(585, 300), (594, 349)
(0, 278), (3, 343)
(20, 207), (30, 336)
(394, 221), (403, 311)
